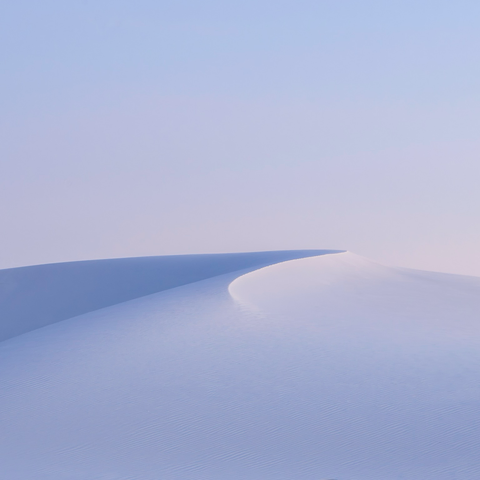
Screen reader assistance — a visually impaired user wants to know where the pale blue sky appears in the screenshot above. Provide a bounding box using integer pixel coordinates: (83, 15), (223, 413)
(1, 0), (479, 275)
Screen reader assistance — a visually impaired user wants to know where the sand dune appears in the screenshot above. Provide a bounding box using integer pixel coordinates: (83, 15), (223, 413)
(0, 250), (335, 342)
(1, 251), (480, 479)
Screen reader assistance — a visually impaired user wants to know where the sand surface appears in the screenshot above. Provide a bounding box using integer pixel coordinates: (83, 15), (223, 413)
(1, 251), (480, 479)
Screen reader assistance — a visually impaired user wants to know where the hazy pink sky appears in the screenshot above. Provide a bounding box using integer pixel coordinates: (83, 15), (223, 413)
(1, 1), (479, 276)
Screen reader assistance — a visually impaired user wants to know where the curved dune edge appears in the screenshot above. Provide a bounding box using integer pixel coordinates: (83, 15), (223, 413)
(229, 251), (387, 307)
(0, 250), (343, 342)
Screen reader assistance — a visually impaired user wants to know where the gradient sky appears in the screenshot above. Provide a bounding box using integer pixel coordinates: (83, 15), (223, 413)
(1, 0), (479, 276)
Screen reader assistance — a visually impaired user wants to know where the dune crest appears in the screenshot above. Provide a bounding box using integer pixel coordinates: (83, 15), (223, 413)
(0, 249), (339, 342)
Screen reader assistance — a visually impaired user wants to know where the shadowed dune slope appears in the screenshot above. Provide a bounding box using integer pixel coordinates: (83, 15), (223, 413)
(0, 249), (340, 342)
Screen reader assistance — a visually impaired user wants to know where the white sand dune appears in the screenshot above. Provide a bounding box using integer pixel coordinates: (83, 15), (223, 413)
(0, 250), (333, 342)
(1, 250), (480, 479)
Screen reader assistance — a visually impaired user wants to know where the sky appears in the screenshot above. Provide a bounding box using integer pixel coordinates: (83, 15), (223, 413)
(1, 0), (479, 276)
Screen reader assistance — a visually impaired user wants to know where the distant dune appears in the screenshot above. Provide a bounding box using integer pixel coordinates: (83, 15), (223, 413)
(1, 250), (480, 479)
